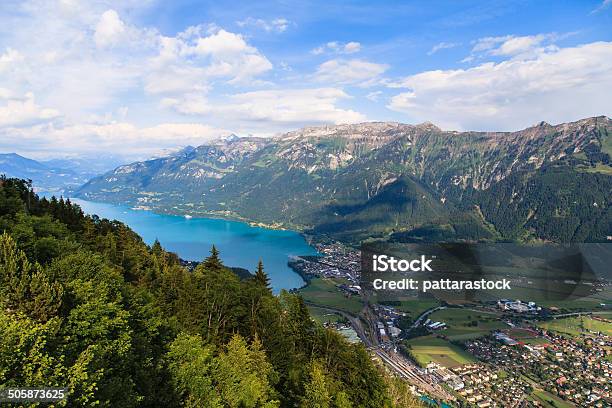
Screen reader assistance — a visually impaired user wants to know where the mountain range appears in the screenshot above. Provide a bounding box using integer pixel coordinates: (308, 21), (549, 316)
(76, 116), (611, 243)
(0, 153), (125, 193)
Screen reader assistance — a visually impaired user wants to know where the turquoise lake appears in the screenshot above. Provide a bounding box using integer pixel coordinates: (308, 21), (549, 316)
(71, 199), (318, 292)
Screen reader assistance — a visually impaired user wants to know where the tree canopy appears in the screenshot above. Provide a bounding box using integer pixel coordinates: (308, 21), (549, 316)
(0, 177), (419, 407)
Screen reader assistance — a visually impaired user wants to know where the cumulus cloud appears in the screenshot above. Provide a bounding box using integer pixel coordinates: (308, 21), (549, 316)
(0, 92), (60, 128)
(227, 88), (365, 125)
(194, 29), (273, 82)
(343, 42), (361, 54)
(236, 17), (291, 33)
(388, 41), (612, 130)
(427, 42), (460, 55)
(94, 10), (126, 48)
(141, 27), (275, 122)
(0, 48), (24, 72)
(312, 41), (361, 55)
(314, 59), (388, 86)
(163, 88), (366, 130)
(0, 5), (279, 138)
(144, 27), (273, 111)
(0, 121), (230, 160)
(476, 34), (543, 55)
(0, 3), (372, 155)
(1, 88), (365, 157)
(466, 33), (571, 61)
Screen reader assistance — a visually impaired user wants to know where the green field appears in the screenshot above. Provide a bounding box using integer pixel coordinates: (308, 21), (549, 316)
(405, 336), (477, 368)
(299, 278), (363, 314)
(538, 316), (612, 337)
(538, 298), (608, 311)
(504, 328), (549, 345)
(307, 306), (346, 324)
(530, 389), (575, 408)
(427, 308), (506, 341)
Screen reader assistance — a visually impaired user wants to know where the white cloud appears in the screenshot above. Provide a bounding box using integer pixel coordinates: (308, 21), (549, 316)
(0, 5), (159, 118)
(237, 17), (291, 33)
(468, 33), (568, 60)
(94, 9), (126, 48)
(193, 29), (256, 56)
(314, 59), (388, 86)
(0, 92), (60, 128)
(343, 42), (361, 54)
(312, 41), (362, 55)
(146, 27), (273, 102)
(592, 0), (612, 13)
(227, 88), (366, 125)
(427, 42), (460, 55)
(311, 46), (325, 55)
(193, 29), (273, 83)
(0, 48), (24, 72)
(388, 41), (612, 130)
(491, 35), (548, 56)
(0, 4), (275, 125)
(0, 3), (369, 156)
(0, 121), (230, 159)
(163, 88), (366, 130)
(366, 91), (383, 102)
(1, 88), (365, 156)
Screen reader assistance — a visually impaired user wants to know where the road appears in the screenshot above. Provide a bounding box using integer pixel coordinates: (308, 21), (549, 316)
(410, 305), (447, 329)
(551, 311), (593, 318)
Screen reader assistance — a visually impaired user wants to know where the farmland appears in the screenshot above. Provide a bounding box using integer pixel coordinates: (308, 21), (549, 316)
(427, 308), (506, 341)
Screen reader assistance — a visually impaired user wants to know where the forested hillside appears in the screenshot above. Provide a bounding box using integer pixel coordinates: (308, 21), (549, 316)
(0, 177), (420, 407)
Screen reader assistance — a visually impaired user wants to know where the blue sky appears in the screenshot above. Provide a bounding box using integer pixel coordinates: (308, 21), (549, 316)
(0, 0), (611, 159)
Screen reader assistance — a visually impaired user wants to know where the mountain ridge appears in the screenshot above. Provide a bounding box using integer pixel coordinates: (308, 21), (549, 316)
(76, 116), (612, 243)
(0, 152), (126, 193)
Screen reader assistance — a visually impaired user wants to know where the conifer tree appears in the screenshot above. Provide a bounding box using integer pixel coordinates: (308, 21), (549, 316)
(152, 239), (163, 256)
(202, 245), (223, 270)
(301, 361), (331, 408)
(254, 259), (271, 289)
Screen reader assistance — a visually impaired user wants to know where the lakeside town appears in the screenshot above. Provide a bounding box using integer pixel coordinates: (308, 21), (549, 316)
(291, 240), (612, 407)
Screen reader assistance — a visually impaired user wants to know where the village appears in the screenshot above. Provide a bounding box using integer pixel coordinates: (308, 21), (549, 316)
(290, 241), (612, 407)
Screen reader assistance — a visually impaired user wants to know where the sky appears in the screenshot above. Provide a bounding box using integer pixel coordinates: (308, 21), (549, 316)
(0, 0), (611, 160)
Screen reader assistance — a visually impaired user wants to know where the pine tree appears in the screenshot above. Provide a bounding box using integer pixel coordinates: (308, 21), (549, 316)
(300, 361), (331, 408)
(202, 245), (223, 271)
(152, 239), (163, 256)
(254, 259), (271, 289)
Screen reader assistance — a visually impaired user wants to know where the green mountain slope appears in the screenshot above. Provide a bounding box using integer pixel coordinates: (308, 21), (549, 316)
(1, 177), (422, 407)
(77, 116), (612, 243)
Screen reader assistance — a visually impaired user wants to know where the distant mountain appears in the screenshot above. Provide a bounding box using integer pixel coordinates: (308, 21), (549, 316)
(76, 116), (612, 243)
(41, 155), (125, 182)
(0, 153), (80, 192)
(0, 153), (123, 193)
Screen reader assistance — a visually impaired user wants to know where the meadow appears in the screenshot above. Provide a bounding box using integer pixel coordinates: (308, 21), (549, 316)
(405, 336), (476, 368)
(299, 277), (364, 314)
(427, 308), (506, 341)
(538, 316), (612, 337)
